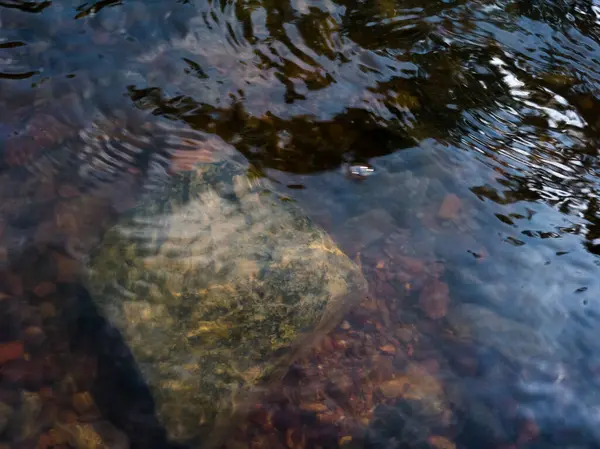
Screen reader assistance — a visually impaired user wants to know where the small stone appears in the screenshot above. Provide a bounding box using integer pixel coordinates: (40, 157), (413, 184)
(299, 402), (328, 413)
(420, 358), (440, 374)
(58, 409), (78, 424)
(5, 272), (23, 296)
(33, 282), (56, 298)
(58, 185), (79, 198)
(395, 327), (415, 343)
(0, 401), (14, 434)
(71, 392), (96, 415)
(339, 436), (353, 446)
(3, 360), (43, 387)
(379, 344), (396, 355)
(39, 387), (53, 400)
(53, 253), (82, 282)
(55, 211), (78, 234)
(427, 436), (456, 449)
(8, 392), (43, 440)
(340, 320), (351, 330)
(0, 341), (24, 365)
(397, 256), (425, 275)
(35, 221), (59, 247)
(419, 280), (450, 320)
(39, 302), (56, 319)
(369, 356), (394, 383)
(320, 335), (335, 353)
(333, 338), (348, 350)
(379, 377), (410, 398)
(49, 428), (70, 446)
(39, 432), (52, 449)
(23, 326), (46, 348)
(338, 209), (397, 255)
(517, 416), (540, 444)
(437, 194), (461, 220)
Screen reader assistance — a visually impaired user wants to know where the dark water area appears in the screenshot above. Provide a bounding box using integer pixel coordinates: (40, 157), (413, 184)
(2, 0), (600, 448)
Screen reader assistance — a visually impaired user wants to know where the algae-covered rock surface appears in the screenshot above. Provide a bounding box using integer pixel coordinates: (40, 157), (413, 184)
(86, 154), (367, 447)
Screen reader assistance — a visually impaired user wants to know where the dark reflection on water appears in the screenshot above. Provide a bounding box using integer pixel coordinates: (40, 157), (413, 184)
(2, 0), (600, 447)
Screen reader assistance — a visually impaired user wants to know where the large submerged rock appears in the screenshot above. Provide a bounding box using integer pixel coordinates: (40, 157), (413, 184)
(86, 151), (367, 447)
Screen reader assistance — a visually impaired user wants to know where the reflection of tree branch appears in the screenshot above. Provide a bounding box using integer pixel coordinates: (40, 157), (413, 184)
(74, 0), (122, 19)
(127, 85), (415, 173)
(0, 0), (50, 12)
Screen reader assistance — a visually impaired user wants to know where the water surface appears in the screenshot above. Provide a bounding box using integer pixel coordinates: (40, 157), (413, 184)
(1, 0), (600, 448)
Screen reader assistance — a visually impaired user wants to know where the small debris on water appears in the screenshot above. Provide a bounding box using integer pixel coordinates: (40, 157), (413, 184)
(346, 163), (375, 180)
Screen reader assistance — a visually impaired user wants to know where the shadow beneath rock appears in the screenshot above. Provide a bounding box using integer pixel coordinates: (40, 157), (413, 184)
(64, 283), (189, 449)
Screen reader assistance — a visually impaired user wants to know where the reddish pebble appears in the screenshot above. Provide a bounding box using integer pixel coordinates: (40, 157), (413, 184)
(0, 341), (24, 365)
(4, 272), (23, 296)
(38, 433), (52, 449)
(419, 280), (450, 320)
(437, 194), (462, 220)
(517, 417), (540, 444)
(33, 282), (56, 298)
(39, 387), (54, 400)
(455, 356), (479, 376)
(379, 344), (396, 355)
(2, 359), (42, 386)
(397, 256), (425, 275)
(321, 335), (335, 353)
(23, 326), (46, 347)
(420, 358), (440, 374)
(57, 184), (79, 198)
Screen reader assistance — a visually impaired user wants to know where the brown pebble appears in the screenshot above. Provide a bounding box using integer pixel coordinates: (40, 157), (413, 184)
(58, 409), (78, 424)
(379, 344), (396, 355)
(71, 392), (96, 414)
(299, 402), (328, 413)
(4, 272), (23, 296)
(0, 341), (24, 365)
(53, 253), (82, 282)
(397, 256), (425, 275)
(333, 337), (348, 350)
(38, 433), (52, 449)
(321, 335), (335, 353)
(39, 387), (53, 400)
(438, 194), (462, 220)
(39, 303), (56, 320)
(55, 212), (78, 234)
(369, 356), (394, 382)
(395, 327), (414, 343)
(427, 436), (456, 449)
(419, 280), (450, 320)
(33, 283), (56, 298)
(455, 356), (479, 376)
(517, 416), (540, 444)
(379, 377), (410, 398)
(23, 326), (46, 348)
(57, 185), (79, 198)
(420, 358), (440, 374)
(49, 428), (69, 446)
(2, 360), (42, 387)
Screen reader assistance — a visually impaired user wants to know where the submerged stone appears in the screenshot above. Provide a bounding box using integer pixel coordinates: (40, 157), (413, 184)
(446, 303), (556, 364)
(86, 153), (367, 447)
